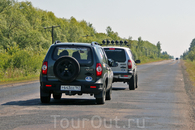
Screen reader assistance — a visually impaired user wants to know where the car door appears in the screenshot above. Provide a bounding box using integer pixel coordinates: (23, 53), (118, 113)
(100, 48), (113, 88)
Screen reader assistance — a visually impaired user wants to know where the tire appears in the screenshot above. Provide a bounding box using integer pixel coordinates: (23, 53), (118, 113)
(106, 85), (112, 100)
(53, 93), (62, 100)
(136, 74), (138, 88)
(40, 88), (51, 103)
(96, 84), (106, 104)
(53, 56), (80, 82)
(129, 74), (136, 90)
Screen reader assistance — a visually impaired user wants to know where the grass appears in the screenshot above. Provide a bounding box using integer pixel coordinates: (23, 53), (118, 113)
(0, 74), (39, 85)
(137, 56), (164, 65)
(138, 59), (164, 65)
(184, 60), (195, 86)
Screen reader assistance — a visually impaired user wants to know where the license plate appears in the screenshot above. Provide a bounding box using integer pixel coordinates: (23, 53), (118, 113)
(61, 85), (81, 91)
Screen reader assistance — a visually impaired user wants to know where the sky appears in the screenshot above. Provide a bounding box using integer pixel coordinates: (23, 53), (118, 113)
(16, 0), (195, 58)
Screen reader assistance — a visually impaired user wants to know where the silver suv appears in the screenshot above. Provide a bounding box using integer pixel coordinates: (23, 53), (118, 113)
(103, 46), (140, 90)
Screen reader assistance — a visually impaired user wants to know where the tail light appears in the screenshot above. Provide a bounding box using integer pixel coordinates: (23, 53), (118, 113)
(42, 61), (48, 75)
(46, 85), (52, 87)
(96, 63), (102, 76)
(128, 60), (132, 69)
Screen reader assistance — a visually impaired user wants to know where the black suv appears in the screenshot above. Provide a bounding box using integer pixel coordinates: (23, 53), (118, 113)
(40, 41), (113, 104)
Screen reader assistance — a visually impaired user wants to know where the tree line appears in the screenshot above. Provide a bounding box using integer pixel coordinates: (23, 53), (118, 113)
(181, 38), (195, 61)
(0, 0), (172, 81)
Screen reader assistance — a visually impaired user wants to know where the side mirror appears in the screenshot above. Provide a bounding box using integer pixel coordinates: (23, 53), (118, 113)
(113, 62), (118, 67)
(135, 60), (141, 64)
(108, 59), (114, 67)
(108, 59), (118, 67)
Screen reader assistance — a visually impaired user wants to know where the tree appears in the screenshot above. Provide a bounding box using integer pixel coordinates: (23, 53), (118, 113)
(127, 36), (132, 47)
(137, 37), (144, 47)
(156, 41), (161, 57)
(106, 26), (112, 36)
(0, 0), (14, 13)
(106, 26), (120, 40)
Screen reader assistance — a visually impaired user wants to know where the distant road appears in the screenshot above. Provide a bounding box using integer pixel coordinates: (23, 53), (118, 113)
(0, 60), (194, 130)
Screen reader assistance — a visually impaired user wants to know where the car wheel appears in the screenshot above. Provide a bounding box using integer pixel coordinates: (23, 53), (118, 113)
(96, 84), (106, 104)
(106, 85), (112, 100)
(53, 93), (62, 100)
(129, 74), (136, 90)
(136, 74), (138, 88)
(53, 56), (80, 82)
(40, 88), (51, 103)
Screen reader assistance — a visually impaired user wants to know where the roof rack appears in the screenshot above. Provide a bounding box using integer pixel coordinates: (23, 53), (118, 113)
(91, 41), (99, 46)
(54, 40), (61, 44)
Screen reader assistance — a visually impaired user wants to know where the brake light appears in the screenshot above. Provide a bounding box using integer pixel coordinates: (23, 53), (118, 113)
(128, 60), (132, 69)
(46, 85), (52, 87)
(42, 61), (48, 75)
(109, 48), (115, 50)
(90, 86), (96, 88)
(96, 63), (102, 76)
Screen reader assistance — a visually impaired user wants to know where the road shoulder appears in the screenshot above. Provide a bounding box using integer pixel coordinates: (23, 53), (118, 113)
(0, 80), (39, 88)
(180, 60), (195, 128)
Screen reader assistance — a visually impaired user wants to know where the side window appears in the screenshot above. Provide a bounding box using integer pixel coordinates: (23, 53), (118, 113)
(98, 48), (107, 63)
(101, 48), (108, 63)
(128, 50), (134, 60)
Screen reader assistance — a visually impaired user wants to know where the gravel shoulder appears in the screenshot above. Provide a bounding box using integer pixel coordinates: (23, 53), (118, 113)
(0, 80), (39, 89)
(180, 60), (195, 128)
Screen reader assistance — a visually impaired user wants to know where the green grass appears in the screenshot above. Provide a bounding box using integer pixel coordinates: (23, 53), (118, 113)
(184, 60), (195, 86)
(138, 56), (164, 65)
(0, 76), (39, 85)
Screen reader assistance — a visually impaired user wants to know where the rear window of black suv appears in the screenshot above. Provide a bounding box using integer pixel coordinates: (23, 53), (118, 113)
(52, 45), (93, 66)
(104, 48), (126, 62)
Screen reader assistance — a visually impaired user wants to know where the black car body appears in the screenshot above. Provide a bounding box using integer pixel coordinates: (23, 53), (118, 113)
(40, 42), (113, 104)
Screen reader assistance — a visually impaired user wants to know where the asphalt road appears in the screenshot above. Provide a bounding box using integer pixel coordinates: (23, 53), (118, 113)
(0, 60), (194, 130)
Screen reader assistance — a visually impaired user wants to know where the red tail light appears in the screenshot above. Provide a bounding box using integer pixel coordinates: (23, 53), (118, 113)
(96, 63), (102, 76)
(128, 60), (132, 69)
(42, 61), (48, 75)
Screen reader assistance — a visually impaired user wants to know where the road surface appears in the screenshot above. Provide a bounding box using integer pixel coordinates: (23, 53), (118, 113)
(0, 60), (194, 130)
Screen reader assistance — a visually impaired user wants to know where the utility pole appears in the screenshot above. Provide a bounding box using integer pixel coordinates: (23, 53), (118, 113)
(44, 25), (60, 44)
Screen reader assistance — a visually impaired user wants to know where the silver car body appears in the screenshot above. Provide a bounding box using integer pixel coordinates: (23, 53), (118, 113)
(103, 46), (137, 82)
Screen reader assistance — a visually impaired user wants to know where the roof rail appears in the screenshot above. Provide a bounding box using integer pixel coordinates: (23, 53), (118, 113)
(91, 41), (99, 46)
(54, 40), (61, 44)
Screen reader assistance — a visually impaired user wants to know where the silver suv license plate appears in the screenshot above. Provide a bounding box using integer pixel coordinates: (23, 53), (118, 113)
(61, 85), (81, 91)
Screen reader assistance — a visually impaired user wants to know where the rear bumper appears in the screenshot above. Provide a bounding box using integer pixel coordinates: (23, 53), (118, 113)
(40, 77), (103, 95)
(113, 71), (133, 82)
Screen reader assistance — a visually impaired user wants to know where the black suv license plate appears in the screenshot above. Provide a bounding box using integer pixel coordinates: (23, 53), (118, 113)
(61, 85), (81, 91)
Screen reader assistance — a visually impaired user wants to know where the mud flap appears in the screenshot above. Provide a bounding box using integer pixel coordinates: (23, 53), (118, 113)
(40, 88), (50, 97)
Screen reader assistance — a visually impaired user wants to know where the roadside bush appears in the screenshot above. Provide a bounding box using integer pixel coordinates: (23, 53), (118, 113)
(0, 45), (46, 81)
